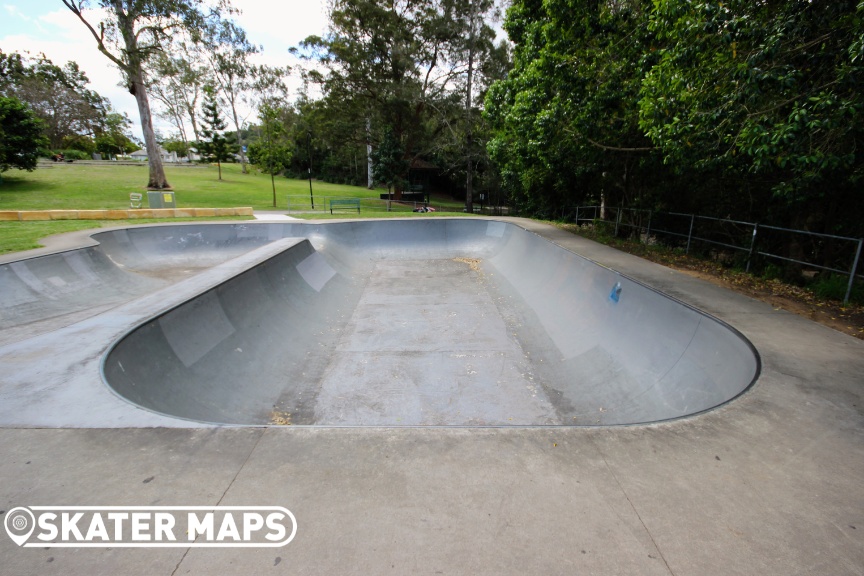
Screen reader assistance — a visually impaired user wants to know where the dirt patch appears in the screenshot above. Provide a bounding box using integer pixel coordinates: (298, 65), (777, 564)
(453, 257), (482, 272)
(269, 411), (293, 426)
(676, 266), (864, 340)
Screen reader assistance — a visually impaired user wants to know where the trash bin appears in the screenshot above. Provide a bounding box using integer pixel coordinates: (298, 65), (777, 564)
(147, 191), (176, 208)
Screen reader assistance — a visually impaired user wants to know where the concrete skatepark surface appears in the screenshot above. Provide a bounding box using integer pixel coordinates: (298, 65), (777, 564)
(92, 219), (755, 426)
(0, 217), (861, 575)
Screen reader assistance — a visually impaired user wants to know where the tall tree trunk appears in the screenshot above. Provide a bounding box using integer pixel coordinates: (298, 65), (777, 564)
(131, 70), (169, 188)
(114, 3), (169, 189)
(464, 0), (476, 214)
(185, 92), (201, 143)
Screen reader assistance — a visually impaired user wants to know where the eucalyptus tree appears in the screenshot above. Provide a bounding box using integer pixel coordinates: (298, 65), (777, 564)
(202, 20), (260, 174)
(148, 40), (211, 151)
(300, 0), (497, 198)
(63, 0), (237, 189)
(439, 0), (500, 211)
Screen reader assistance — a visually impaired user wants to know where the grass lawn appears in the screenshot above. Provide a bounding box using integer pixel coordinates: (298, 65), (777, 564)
(0, 161), (474, 254)
(0, 217), (251, 256)
(0, 162), (390, 211)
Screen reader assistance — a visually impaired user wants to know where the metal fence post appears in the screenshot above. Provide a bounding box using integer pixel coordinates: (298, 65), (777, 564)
(845, 238), (863, 304)
(686, 214), (695, 254)
(746, 223), (759, 273)
(575, 206), (580, 226)
(645, 211), (652, 245)
(615, 208), (622, 236)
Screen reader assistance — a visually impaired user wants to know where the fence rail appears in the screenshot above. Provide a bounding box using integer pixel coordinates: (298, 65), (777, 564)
(571, 206), (863, 304)
(285, 195), (510, 216)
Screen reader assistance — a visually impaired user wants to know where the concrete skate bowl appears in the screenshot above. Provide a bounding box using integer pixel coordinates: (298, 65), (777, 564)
(99, 219), (760, 426)
(0, 223), (280, 340)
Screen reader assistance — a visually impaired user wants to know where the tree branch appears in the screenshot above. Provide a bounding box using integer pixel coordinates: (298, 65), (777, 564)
(61, 0), (128, 72)
(746, 80), (840, 119)
(583, 135), (654, 152)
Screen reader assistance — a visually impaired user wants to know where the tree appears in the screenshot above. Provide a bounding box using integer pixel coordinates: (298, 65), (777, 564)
(198, 85), (236, 180)
(148, 41), (211, 154)
(0, 96), (48, 175)
(0, 51), (27, 92)
(63, 0), (235, 190)
(205, 20), (260, 174)
(300, 0), (498, 199)
(449, 0), (499, 211)
(95, 111), (139, 157)
(248, 100), (294, 206)
(371, 127), (409, 198)
(0, 51), (109, 150)
(485, 0), (864, 237)
(486, 0), (660, 216)
(161, 137), (191, 158)
(639, 0), (864, 205)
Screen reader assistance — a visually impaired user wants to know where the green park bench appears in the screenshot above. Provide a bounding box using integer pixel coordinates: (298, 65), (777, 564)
(330, 198), (361, 214)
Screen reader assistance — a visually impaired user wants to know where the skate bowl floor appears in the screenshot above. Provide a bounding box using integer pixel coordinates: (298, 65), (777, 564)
(1, 219), (759, 426)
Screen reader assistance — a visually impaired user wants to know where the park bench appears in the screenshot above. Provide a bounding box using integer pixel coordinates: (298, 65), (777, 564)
(330, 198), (361, 214)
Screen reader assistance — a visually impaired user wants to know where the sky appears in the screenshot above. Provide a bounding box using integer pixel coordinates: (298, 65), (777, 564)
(0, 0), (330, 140)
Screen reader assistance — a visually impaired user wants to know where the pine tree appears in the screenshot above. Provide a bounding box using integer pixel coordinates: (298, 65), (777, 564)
(371, 128), (408, 199)
(198, 85), (236, 181)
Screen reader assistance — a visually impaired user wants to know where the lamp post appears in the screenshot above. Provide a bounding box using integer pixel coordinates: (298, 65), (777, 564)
(307, 131), (314, 209)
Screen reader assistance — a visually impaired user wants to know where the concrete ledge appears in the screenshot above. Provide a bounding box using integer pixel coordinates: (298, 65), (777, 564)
(19, 211), (52, 221)
(216, 207), (255, 217)
(0, 207), (253, 221)
(48, 210), (80, 220)
(76, 210), (107, 219)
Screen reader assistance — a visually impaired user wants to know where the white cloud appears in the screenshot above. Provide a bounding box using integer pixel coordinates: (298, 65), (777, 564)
(235, 2), (328, 51)
(4, 5), (28, 19)
(2, 6), (140, 135)
(1, 1), (329, 140)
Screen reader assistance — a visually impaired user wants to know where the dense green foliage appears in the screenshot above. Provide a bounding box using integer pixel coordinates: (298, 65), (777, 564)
(371, 128), (410, 194)
(0, 96), (49, 173)
(247, 103), (293, 177)
(293, 0), (509, 199)
(0, 50), (138, 158)
(0, 50), (107, 150)
(486, 0), (864, 236)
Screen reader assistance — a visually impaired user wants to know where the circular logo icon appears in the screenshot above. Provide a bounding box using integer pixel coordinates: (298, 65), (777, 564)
(4, 507), (35, 546)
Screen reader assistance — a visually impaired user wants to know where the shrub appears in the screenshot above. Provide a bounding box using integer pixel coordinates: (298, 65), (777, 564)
(54, 149), (90, 160)
(810, 274), (863, 304)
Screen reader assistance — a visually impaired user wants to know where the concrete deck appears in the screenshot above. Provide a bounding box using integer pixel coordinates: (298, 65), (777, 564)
(1, 217), (862, 575)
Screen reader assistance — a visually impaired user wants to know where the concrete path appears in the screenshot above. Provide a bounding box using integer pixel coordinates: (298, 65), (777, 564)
(253, 211), (297, 220)
(1, 217), (862, 575)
